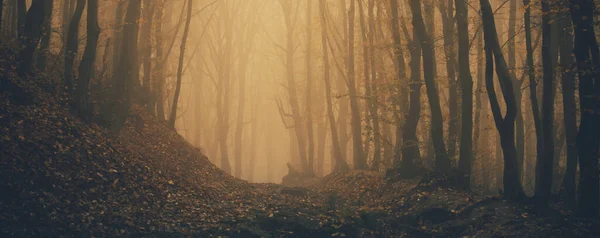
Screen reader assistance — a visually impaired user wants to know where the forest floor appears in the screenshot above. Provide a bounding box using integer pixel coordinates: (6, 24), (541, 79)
(1, 51), (599, 237)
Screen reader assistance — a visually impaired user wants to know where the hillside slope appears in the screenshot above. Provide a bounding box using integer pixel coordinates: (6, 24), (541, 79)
(1, 49), (599, 237)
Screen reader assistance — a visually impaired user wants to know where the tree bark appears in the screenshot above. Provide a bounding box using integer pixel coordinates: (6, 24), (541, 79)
(347, 0), (366, 170)
(409, 0), (450, 173)
(105, 0), (142, 132)
(534, 0), (556, 204)
(439, 0), (458, 160)
(37, 0), (54, 71)
(455, 0), (474, 187)
(63, 0), (85, 92)
(16, 0), (25, 39)
(168, 0), (192, 128)
(140, 0), (155, 112)
(17, 0), (48, 76)
(558, 7), (577, 208)
(389, 0), (408, 168)
(568, 0), (600, 218)
(76, 0), (100, 121)
(480, 0), (525, 199)
(320, 0), (348, 173)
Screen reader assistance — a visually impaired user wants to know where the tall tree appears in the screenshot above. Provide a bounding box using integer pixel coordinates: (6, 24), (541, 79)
(389, 0), (408, 168)
(534, 0), (556, 203)
(168, 0), (192, 128)
(17, 0), (49, 75)
(76, 0), (100, 120)
(63, 0), (86, 93)
(16, 0), (25, 39)
(409, 0), (450, 173)
(558, 5), (577, 208)
(105, 0), (142, 132)
(140, 0), (156, 112)
(319, 0), (348, 173)
(279, 0), (310, 174)
(480, 0), (525, 199)
(305, 0), (315, 173)
(347, 0), (367, 170)
(568, 0), (600, 218)
(455, 0), (474, 187)
(438, 0), (458, 160)
(37, 0), (54, 71)
(508, 0), (525, 181)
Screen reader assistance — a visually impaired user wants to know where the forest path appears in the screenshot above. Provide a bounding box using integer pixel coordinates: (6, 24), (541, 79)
(0, 68), (596, 237)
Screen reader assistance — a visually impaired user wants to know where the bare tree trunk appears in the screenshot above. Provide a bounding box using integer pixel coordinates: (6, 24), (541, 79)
(480, 0), (525, 199)
(455, 0), (474, 187)
(63, 0), (85, 93)
(16, 0), (25, 39)
(558, 7), (577, 208)
(154, 3), (166, 121)
(507, 0), (525, 186)
(306, 0), (315, 173)
(367, 0), (381, 170)
(346, 0), (366, 170)
(534, 0), (556, 204)
(140, 0), (155, 112)
(76, 0), (100, 121)
(389, 0), (407, 168)
(168, 0), (192, 128)
(17, 0), (48, 76)
(409, 0), (450, 173)
(569, 0), (600, 218)
(105, 0), (142, 132)
(439, 0), (458, 160)
(320, 0), (348, 173)
(37, 0), (54, 71)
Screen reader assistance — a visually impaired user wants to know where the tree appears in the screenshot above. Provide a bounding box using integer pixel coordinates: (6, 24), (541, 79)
(455, 0), (474, 187)
(409, 0), (450, 173)
(480, 0), (525, 199)
(568, 0), (600, 218)
(168, 0), (193, 128)
(346, 0), (367, 170)
(319, 0), (348, 173)
(105, 0), (142, 132)
(16, 0), (25, 39)
(438, 0), (458, 160)
(37, 0), (54, 71)
(17, 0), (49, 76)
(534, 0), (556, 204)
(76, 0), (100, 120)
(278, 0), (311, 174)
(557, 4), (577, 208)
(140, 0), (156, 112)
(63, 0), (86, 93)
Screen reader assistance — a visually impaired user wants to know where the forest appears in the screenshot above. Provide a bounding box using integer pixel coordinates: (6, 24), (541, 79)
(0, 0), (600, 236)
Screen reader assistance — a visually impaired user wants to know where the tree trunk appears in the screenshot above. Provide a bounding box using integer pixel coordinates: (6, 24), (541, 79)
(105, 0), (142, 132)
(37, 0), (54, 71)
(401, 27), (423, 175)
(306, 0), (315, 173)
(534, 0), (555, 204)
(16, 0), (25, 39)
(480, 0), (525, 199)
(346, 0), (366, 170)
(168, 0), (192, 129)
(154, 3), (166, 121)
(319, 0), (348, 173)
(140, 0), (155, 112)
(63, 0), (85, 92)
(558, 8), (577, 208)
(409, 0), (450, 173)
(439, 0), (458, 160)
(455, 0), (474, 187)
(569, 0), (600, 218)
(389, 0), (407, 168)
(76, 0), (100, 121)
(280, 0), (310, 174)
(508, 0), (524, 183)
(17, 0), (48, 76)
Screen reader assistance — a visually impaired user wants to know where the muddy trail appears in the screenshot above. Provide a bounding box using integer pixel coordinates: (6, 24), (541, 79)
(1, 56), (598, 237)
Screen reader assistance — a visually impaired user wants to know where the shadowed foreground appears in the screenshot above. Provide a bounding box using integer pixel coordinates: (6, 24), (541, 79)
(0, 52), (598, 237)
